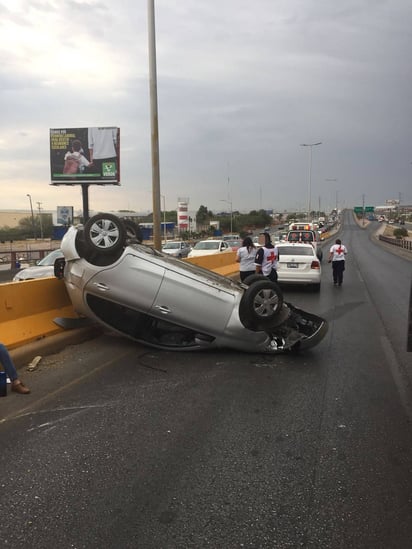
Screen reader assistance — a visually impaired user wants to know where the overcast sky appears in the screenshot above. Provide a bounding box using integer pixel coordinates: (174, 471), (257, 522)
(1, 0), (411, 218)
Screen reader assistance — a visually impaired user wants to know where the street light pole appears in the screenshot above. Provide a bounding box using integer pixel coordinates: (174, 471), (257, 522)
(148, 0), (161, 251)
(220, 199), (233, 234)
(301, 142), (322, 221)
(26, 193), (36, 239)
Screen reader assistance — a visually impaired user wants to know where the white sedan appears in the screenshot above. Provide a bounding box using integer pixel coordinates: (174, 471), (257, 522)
(276, 243), (322, 292)
(188, 239), (232, 258)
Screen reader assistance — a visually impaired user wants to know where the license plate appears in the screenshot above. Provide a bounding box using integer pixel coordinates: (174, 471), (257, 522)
(287, 262), (298, 268)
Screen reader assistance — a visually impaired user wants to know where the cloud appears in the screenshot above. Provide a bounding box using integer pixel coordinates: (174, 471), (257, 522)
(0, 0), (411, 216)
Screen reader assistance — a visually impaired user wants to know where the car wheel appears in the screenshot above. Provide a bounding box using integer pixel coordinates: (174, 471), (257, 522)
(84, 213), (126, 255)
(239, 279), (284, 331)
(242, 274), (265, 286)
(312, 283), (321, 293)
(123, 220), (143, 243)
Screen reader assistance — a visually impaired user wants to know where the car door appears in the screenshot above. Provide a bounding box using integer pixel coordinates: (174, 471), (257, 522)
(150, 267), (236, 333)
(84, 251), (165, 313)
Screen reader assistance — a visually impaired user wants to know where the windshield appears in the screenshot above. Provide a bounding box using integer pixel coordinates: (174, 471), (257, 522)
(37, 249), (63, 266)
(163, 242), (180, 250)
(194, 241), (220, 250)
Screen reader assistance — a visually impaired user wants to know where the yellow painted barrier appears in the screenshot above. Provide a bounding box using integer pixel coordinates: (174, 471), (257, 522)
(0, 277), (78, 350)
(0, 253), (240, 350)
(185, 251), (238, 272)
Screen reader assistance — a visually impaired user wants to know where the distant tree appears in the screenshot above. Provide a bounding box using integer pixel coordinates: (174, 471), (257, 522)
(196, 205), (214, 225)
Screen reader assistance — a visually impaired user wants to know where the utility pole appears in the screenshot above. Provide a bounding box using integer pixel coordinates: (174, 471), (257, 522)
(26, 193), (36, 239)
(36, 201), (44, 239)
(148, 0), (161, 250)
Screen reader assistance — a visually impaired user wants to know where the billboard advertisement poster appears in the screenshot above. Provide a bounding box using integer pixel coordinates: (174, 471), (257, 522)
(50, 127), (120, 184)
(56, 206), (74, 226)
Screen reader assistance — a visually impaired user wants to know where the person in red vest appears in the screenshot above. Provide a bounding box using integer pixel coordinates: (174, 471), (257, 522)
(328, 238), (348, 286)
(255, 232), (279, 282)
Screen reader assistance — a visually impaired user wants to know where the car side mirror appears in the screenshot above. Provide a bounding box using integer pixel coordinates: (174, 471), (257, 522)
(54, 257), (66, 279)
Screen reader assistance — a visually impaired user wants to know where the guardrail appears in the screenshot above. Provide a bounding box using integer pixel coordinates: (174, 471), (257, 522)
(0, 277), (79, 350)
(378, 235), (412, 252)
(184, 251), (239, 277)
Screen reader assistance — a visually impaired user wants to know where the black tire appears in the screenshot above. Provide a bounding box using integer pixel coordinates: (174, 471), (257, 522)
(239, 279), (284, 331)
(123, 220), (143, 243)
(242, 273), (265, 286)
(312, 283), (321, 293)
(84, 213), (126, 255)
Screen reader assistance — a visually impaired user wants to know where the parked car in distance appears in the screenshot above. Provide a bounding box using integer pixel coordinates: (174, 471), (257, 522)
(188, 239), (233, 258)
(161, 241), (192, 258)
(13, 249), (64, 281)
(276, 243), (322, 292)
(54, 213), (328, 354)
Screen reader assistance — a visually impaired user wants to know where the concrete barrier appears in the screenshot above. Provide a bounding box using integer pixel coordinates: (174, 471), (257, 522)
(0, 277), (78, 350)
(184, 251), (239, 277)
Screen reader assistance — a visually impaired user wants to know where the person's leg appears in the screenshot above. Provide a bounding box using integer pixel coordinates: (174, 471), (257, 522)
(332, 262), (338, 284)
(338, 261), (345, 285)
(0, 343), (30, 394)
(0, 343), (18, 381)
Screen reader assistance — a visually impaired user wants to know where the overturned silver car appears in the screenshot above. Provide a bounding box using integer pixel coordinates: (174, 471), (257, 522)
(54, 213), (327, 353)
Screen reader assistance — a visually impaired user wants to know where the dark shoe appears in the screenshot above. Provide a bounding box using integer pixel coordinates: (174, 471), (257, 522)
(12, 381), (30, 394)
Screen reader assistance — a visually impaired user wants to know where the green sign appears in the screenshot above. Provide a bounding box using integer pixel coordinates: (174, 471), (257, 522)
(364, 206), (374, 212)
(354, 207), (363, 213)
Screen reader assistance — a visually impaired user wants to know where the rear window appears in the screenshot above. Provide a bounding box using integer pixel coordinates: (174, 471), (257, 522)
(287, 231), (315, 242)
(278, 246), (314, 256)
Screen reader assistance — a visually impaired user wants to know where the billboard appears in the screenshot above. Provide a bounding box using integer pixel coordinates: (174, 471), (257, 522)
(50, 127), (120, 184)
(56, 206), (74, 226)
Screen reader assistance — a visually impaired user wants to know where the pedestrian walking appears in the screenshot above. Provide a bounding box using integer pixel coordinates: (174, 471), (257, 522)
(236, 236), (257, 282)
(0, 342), (30, 394)
(255, 232), (279, 282)
(328, 238), (348, 286)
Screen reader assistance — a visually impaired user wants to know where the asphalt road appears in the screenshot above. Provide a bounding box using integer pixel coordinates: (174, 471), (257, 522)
(1, 212), (412, 548)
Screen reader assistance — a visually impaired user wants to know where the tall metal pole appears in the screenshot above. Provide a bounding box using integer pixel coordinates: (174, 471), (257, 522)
(36, 201), (44, 239)
(148, 0), (161, 250)
(220, 199), (233, 234)
(301, 142), (322, 221)
(161, 195), (167, 243)
(26, 193), (36, 239)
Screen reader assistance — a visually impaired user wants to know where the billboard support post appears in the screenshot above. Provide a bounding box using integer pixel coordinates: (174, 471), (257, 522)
(82, 185), (90, 222)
